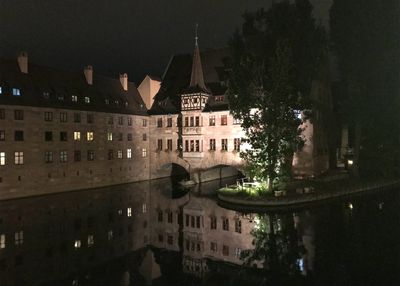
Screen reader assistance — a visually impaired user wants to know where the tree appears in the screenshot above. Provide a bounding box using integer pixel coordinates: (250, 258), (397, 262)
(330, 0), (400, 177)
(227, 0), (326, 190)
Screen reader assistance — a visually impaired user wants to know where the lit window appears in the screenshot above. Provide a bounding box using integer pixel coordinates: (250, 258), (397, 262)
(14, 231), (23, 245)
(0, 87), (2, 94)
(0, 152), (5, 165)
(74, 132), (81, 141)
(142, 204), (147, 213)
(43, 91), (50, 99)
(86, 132), (94, 141)
(71, 95), (78, 102)
(14, 152), (23, 165)
(105, 99), (110, 105)
(117, 150), (123, 159)
(127, 149), (132, 159)
(142, 148), (147, 157)
(84, 97), (90, 103)
(107, 132), (113, 141)
(127, 208), (132, 217)
(60, 150), (67, 163)
(0, 234), (5, 249)
(74, 240), (81, 249)
(12, 88), (21, 96)
(233, 118), (241, 125)
(87, 235), (94, 247)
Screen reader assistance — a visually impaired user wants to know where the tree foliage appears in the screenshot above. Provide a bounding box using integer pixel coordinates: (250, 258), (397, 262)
(227, 0), (326, 188)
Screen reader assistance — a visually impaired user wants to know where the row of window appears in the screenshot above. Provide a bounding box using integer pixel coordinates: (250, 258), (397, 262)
(183, 138), (241, 152)
(0, 87), (21, 97)
(184, 215), (242, 233)
(155, 115), (241, 128)
(0, 148), (148, 165)
(184, 239), (241, 258)
(0, 232), (23, 250)
(0, 109), (146, 127)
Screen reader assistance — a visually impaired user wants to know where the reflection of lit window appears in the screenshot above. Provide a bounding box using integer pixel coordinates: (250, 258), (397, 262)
(0, 234), (5, 249)
(107, 230), (113, 241)
(74, 240), (81, 249)
(142, 204), (147, 213)
(118, 209), (123, 216)
(14, 231), (24, 245)
(117, 150), (123, 159)
(71, 95), (78, 102)
(84, 97), (90, 103)
(127, 208), (132, 217)
(12, 88), (21, 96)
(87, 235), (94, 247)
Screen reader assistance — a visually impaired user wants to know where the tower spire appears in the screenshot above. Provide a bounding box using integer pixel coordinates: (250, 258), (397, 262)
(189, 24), (207, 91)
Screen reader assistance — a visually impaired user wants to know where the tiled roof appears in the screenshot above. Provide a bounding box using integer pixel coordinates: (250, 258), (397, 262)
(149, 47), (231, 115)
(0, 59), (148, 115)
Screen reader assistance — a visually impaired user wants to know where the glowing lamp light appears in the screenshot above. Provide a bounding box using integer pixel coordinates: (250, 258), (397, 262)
(348, 203), (353, 210)
(347, 159), (353, 166)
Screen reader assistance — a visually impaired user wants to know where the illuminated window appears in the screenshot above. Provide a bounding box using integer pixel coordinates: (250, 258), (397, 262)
(71, 95), (78, 102)
(0, 87), (2, 94)
(44, 151), (53, 163)
(0, 234), (5, 249)
(117, 150), (123, 159)
(43, 91), (50, 99)
(14, 231), (23, 245)
(142, 204), (147, 213)
(142, 148), (147, 157)
(12, 88), (21, 96)
(84, 97), (90, 103)
(87, 235), (94, 247)
(107, 132), (113, 141)
(233, 118), (241, 125)
(44, 112), (53, 121)
(60, 150), (67, 163)
(294, 109), (302, 120)
(127, 149), (132, 159)
(221, 115), (227, 125)
(0, 152), (5, 165)
(86, 132), (94, 141)
(74, 240), (81, 249)
(14, 152), (23, 165)
(127, 208), (132, 217)
(74, 132), (81, 141)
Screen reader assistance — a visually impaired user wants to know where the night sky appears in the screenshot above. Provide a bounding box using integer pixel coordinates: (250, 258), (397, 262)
(1, 0), (331, 84)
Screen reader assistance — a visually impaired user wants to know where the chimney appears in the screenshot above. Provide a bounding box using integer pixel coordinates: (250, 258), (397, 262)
(84, 65), (93, 85)
(120, 73), (128, 91)
(17, 51), (28, 74)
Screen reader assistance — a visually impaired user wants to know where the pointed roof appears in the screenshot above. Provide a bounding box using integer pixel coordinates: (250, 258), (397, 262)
(187, 31), (209, 94)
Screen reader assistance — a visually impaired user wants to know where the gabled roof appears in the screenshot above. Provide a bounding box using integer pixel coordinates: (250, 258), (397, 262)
(0, 58), (148, 115)
(149, 47), (231, 115)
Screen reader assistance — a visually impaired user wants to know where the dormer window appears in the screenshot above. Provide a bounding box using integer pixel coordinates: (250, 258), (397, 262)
(84, 96), (90, 104)
(57, 94), (64, 101)
(215, 96), (224, 102)
(12, 88), (21, 97)
(115, 100), (119, 106)
(43, 92), (50, 99)
(71, 95), (78, 102)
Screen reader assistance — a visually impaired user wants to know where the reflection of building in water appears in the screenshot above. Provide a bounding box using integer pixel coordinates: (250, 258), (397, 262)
(0, 181), (151, 286)
(293, 211), (315, 275)
(181, 195), (256, 276)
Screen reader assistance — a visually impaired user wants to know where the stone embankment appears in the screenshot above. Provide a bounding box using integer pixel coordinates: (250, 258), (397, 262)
(218, 179), (400, 210)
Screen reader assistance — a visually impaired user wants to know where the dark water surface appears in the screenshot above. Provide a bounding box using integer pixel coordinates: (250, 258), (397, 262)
(0, 177), (399, 286)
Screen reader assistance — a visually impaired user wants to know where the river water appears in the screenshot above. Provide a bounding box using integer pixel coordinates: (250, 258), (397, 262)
(0, 177), (398, 286)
